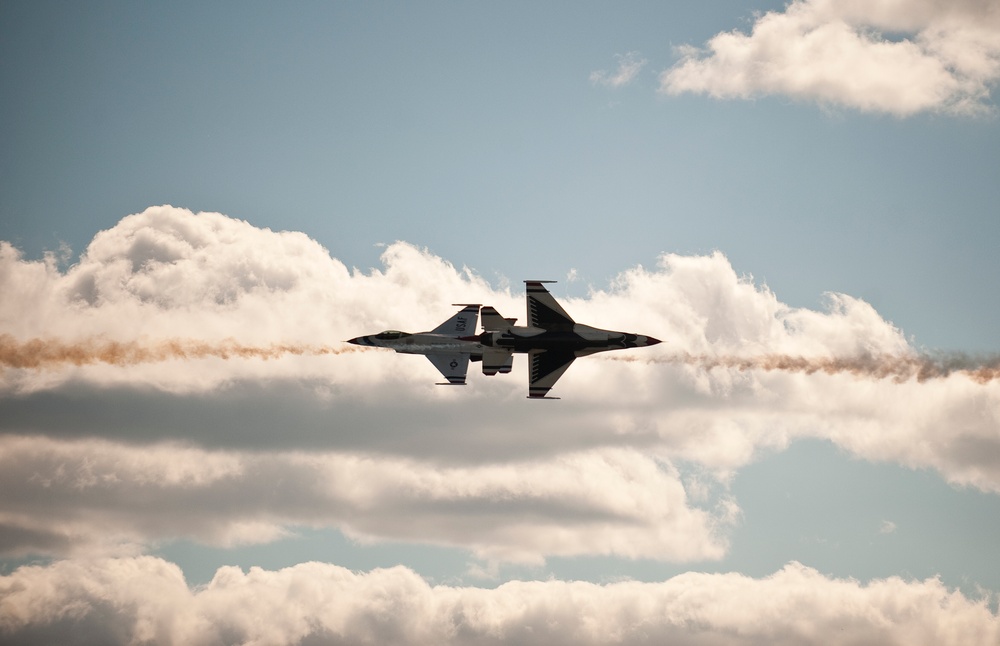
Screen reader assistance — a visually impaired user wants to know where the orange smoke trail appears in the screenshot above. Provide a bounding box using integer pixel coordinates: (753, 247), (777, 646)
(607, 352), (1000, 384)
(0, 334), (368, 370)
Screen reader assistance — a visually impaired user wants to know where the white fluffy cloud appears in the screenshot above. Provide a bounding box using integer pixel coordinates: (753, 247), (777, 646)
(660, 0), (1000, 116)
(1, 204), (999, 568)
(1, 557), (996, 645)
(3, 205), (999, 643)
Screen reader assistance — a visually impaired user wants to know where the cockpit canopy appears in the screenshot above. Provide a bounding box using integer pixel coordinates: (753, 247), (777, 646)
(374, 330), (410, 340)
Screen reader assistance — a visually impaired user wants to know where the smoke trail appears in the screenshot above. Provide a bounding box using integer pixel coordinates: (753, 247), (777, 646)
(607, 352), (1000, 384)
(0, 334), (367, 370)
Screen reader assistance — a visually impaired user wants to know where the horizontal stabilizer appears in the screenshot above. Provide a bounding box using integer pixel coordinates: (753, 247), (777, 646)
(481, 306), (516, 331)
(482, 348), (514, 375)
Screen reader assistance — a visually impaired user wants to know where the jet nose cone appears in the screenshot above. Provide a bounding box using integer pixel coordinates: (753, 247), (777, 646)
(644, 336), (662, 346)
(347, 336), (367, 346)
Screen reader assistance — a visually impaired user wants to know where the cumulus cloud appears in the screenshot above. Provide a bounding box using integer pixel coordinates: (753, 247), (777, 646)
(1, 204), (999, 572)
(590, 51), (648, 88)
(1, 557), (997, 646)
(3, 205), (1000, 643)
(0, 206), (504, 393)
(660, 0), (1000, 116)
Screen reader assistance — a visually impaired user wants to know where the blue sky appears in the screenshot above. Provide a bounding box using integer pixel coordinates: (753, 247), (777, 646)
(2, 2), (999, 643)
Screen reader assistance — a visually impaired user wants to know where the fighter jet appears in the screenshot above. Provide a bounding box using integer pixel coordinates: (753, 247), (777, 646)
(478, 281), (661, 399)
(347, 283), (660, 398)
(347, 304), (483, 385)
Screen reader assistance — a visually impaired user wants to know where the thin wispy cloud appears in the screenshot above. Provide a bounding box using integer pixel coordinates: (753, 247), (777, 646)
(590, 51), (648, 88)
(660, 0), (1000, 116)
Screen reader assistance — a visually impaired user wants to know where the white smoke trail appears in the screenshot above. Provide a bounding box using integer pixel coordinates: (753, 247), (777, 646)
(0, 334), (366, 370)
(607, 352), (1000, 384)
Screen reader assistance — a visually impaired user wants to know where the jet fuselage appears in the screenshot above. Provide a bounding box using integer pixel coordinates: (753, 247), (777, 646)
(348, 331), (484, 355)
(346, 304), (485, 386)
(480, 325), (658, 356)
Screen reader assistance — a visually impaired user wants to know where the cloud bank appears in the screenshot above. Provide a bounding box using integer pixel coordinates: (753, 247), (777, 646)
(2, 557), (997, 646)
(660, 0), (1000, 115)
(1, 205), (998, 561)
(1, 205), (998, 642)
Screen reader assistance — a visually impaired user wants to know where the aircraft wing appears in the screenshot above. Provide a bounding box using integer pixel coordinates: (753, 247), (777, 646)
(528, 349), (575, 399)
(431, 305), (479, 336)
(525, 281), (574, 329)
(426, 353), (470, 385)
